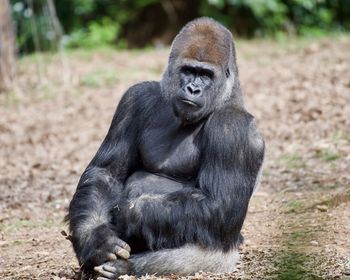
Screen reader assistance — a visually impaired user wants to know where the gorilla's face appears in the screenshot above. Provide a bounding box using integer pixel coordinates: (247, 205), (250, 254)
(160, 17), (238, 124)
(171, 61), (224, 124)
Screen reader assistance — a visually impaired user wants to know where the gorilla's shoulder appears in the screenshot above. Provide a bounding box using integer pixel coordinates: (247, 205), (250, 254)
(206, 105), (264, 152)
(125, 81), (161, 97)
(121, 81), (162, 108)
(208, 105), (254, 130)
(129, 81), (161, 90)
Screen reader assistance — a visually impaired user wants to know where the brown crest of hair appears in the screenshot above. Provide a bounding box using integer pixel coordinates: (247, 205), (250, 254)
(171, 17), (232, 66)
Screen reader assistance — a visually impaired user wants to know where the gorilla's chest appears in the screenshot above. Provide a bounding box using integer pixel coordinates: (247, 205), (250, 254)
(139, 119), (202, 180)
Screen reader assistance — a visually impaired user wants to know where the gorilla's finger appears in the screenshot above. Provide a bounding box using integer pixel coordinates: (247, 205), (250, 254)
(94, 265), (104, 274)
(94, 265), (103, 271)
(115, 239), (131, 252)
(103, 264), (118, 273)
(114, 246), (130, 259)
(107, 253), (117, 261)
(94, 265), (115, 279)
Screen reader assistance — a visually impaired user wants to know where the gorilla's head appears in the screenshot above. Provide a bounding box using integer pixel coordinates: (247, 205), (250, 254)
(161, 17), (242, 124)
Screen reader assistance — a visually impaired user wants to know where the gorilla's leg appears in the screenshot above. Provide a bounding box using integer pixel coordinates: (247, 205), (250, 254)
(95, 245), (239, 279)
(131, 245), (239, 276)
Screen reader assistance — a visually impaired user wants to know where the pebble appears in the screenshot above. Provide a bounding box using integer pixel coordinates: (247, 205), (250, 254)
(316, 205), (328, 212)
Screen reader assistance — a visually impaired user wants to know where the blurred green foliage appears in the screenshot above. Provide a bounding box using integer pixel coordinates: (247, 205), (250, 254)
(67, 18), (119, 49)
(10, 0), (350, 53)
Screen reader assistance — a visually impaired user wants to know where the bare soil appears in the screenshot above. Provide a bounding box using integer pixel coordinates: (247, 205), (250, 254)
(0, 37), (349, 280)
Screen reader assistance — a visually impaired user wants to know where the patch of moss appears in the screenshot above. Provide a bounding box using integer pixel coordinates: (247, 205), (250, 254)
(272, 252), (323, 280)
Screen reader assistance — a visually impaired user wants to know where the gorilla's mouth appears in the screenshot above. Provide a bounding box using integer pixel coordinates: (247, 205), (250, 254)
(180, 98), (200, 107)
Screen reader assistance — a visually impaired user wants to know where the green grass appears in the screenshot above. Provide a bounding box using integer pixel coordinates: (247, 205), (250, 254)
(0, 219), (57, 232)
(290, 230), (307, 241)
(81, 68), (119, 88)
(314, 149), (341, 162)
(286, 200), (304, 213)
(278, 154), (306, 169)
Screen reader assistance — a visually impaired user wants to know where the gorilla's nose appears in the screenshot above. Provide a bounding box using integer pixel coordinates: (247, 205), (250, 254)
(186, 84), (202, 96)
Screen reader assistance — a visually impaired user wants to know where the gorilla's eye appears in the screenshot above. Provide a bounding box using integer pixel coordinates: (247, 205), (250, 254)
(225, 68), (230, 78)
(181, 66), (194, 76)
(200, 69), (214, 80)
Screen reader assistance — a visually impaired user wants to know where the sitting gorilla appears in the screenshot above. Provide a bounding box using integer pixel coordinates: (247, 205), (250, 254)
(67, 17), (265, 279)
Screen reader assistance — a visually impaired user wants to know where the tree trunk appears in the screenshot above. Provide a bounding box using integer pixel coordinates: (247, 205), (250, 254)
(0, 0), (16, 92)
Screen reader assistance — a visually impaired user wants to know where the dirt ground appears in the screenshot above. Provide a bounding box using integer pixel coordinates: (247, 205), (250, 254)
(0, 36), (349, 280)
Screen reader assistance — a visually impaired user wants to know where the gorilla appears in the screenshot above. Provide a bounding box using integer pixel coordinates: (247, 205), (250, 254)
(67, 17), (265, 279)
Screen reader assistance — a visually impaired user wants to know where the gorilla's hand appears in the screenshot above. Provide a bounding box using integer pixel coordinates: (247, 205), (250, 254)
(80, 224), (130, 272)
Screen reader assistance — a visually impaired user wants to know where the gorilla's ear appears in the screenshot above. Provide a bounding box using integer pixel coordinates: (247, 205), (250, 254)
(225, 68), (231, 78)
(222, 72), (235, 103)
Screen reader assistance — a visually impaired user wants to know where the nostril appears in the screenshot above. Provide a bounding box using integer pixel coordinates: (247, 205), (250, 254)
(186, 85), (201, 95)
(193, 88), (201, 95)
(186, 85), (194, 94)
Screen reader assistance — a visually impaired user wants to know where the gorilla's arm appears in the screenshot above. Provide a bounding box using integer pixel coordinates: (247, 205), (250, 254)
(67, 83), (151, 271)
(128, 109), (265, 250)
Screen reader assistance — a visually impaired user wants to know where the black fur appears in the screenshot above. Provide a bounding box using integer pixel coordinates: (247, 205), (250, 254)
(67, 17), (265, 279)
